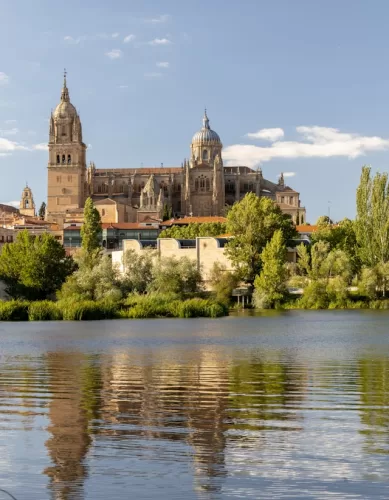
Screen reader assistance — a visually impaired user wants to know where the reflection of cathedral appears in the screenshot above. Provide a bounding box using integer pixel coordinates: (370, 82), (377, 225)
(46, 74), (306, 227)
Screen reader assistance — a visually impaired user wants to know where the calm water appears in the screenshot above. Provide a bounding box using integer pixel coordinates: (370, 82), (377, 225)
(0, 311), (389, 499)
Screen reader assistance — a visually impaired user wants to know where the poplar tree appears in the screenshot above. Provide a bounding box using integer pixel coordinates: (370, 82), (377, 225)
(253, 229), (287, 308)
(81, 197), (102, 255)
(355, 166), (389, 269)
(38, 202), (46, 220)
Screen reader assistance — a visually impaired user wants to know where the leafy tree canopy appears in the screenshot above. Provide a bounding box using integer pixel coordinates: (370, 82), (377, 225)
(159, 222), (227, 239)
(0, 230), (74, 300)
(225, 193), (296, 283)
(253, 229), (287, 308)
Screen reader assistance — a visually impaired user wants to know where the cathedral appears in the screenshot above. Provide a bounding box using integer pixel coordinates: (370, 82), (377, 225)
(46, 75), (306, 227)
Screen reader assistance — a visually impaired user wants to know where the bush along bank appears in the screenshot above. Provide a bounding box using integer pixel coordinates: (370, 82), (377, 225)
(0, 295), (229, 321)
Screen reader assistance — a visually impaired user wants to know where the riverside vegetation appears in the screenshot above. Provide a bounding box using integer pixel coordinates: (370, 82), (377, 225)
(0, 198), (228, 321)
(0, 165), (388, 318)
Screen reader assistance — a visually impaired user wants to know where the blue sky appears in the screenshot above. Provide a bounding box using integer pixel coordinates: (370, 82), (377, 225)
(1, 0), (389, 222)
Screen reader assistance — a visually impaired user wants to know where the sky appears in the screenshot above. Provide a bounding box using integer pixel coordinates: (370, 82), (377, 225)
(1, 0), (389, 222)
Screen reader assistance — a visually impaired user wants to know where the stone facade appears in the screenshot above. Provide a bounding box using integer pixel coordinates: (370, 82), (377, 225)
(46, 76), (306, 227)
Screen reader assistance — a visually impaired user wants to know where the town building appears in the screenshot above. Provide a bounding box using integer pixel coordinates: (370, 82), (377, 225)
(46, 74), (306, 228)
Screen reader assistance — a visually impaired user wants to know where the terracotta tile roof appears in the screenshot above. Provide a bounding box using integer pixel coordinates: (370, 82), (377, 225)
(296, 225), (318, 233)
(163, 216), (227, 226)
(101, 223), (160, 230)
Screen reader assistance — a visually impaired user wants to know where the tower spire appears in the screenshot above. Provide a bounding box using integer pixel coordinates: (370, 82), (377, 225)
(202, 108), (210, 129)
(61, 68), (70, 102)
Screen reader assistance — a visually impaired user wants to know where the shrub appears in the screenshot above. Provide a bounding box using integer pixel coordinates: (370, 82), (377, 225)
(28, 301), (62, 321)
(171, 298), (227, 318)
(0, 300), (29, 321)
(58, 300), (118, 321)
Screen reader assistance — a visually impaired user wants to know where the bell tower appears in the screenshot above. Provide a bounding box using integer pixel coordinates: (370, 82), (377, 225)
(19, 184), (36, 217)
(46, 71), (87, 226)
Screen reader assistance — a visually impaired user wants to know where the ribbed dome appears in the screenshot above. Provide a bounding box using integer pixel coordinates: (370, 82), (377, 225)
(53, 100), (77, 120)
(53, 73), (77, 120)
(192, 110), (221, 144)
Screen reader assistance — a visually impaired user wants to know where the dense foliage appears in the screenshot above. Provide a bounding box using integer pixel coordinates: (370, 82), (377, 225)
(253, 230), (287, 308)
(0, 231), (74, 300)
(81, 197), (102, 256)
(159, 222), (227, 239)
(225, 193), (296, 283)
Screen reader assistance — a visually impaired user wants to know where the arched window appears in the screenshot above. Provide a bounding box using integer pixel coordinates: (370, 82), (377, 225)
(56, 155), (60, 164)
(202, 149), (208, 161)
(206, 178), (210, 191)
(62, 155), (65, 164)
(102, 209), (106, 216)
(67, 155), (71, 164)
(25, 200), (29, 208)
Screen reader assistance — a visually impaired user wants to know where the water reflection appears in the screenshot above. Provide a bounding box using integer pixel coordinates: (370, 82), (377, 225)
(44, 353), (93, 499)
(0, 315), (389, 498)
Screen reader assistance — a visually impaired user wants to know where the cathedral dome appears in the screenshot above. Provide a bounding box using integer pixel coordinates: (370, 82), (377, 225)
(192, 110), (221, 144)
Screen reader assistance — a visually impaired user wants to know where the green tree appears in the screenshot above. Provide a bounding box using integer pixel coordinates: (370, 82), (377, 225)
(253, 230), (287, 308)
(149, 256), (202, 296)
(58, 254), (122, 302)
(0, 230), (74, 300)
(311, 218), (360, 274)
(81, 198), (102, 256)
(225, 193), (296, 283)
(354, 166), (389, 297)
(208, 262), (239, 306)
(159, 222), (227, 239)
(162, 204), (170, 221)
(38, 201), (46, 220)
(292, 241), (352, 308)
(316, 215), (333, 227)
(121, 249), (156, 294)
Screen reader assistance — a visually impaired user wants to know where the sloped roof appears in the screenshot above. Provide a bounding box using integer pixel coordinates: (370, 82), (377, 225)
(296, 225), (318, 233)
(94, 198), (117, 205)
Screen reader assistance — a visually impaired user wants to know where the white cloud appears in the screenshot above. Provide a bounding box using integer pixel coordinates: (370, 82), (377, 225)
(149, 38), (172, 46)
(145, 14), (170, 24)
(4, 119), (16, 124)
(156, 61), (169, 68)
(33, 143), (48, 151)
(0, 128), (19, 136)
(0, 73), (9, 85)
(247, 127), (284, 142)
(282, 172), (296, 178)
(119, 85), (128, 89)
(87, 144), (92, 149)
(144, 72), (162, 78)
(123, 34), (136, 43)
(112, 32), (119, 38)
(64, 35), (86, 44)
(0, 138), (27, 154)
(1, 200), (20, 208)
(223, 126), (389, 168)
(105, 49), (123, 59)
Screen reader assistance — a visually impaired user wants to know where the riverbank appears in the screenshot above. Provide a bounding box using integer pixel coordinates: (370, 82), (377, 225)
(0, 295), (228, 321)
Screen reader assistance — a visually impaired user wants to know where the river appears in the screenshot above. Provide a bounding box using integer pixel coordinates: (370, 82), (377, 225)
(0, 311), (389, 499)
